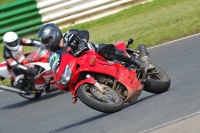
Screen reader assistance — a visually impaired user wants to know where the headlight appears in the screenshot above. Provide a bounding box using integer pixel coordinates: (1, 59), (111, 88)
(58, 65), (72, 85)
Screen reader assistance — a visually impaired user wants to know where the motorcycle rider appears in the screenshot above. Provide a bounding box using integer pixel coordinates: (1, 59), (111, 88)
(3, 31), (39, 93)
(38, 23), (146, 74)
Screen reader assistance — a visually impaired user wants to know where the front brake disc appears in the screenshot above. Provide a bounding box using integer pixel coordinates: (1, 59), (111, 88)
(90, 86), (115, 104)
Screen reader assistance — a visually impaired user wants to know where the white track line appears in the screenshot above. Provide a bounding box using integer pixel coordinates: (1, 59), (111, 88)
(139, 111), (200, 133)
(149, 33), (200, 49)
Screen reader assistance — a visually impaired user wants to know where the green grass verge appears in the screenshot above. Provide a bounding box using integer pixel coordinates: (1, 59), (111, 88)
(1, 0), (200, 85)
(0, 0), (16, 5)
(63, 0), (200, 49)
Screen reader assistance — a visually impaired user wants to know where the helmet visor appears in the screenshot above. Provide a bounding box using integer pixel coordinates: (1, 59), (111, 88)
(40, 36), (53, 50)
(5, 39), (19, 48)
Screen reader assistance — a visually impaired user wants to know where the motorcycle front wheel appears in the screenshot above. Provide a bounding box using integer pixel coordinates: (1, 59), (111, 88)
(77, 83), (123, 113)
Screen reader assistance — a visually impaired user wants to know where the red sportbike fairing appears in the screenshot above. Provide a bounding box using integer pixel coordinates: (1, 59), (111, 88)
(52, 39), (170, 113)
(56, 50), (143, 101)
(0, 46), (57, 100)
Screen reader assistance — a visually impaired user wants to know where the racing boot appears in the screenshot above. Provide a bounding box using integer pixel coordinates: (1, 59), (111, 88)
(97, 44), (146, 69)
(115, 48), (147, 69)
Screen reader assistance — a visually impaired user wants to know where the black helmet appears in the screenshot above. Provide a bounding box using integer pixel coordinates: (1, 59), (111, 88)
(38, 23), (62, 52)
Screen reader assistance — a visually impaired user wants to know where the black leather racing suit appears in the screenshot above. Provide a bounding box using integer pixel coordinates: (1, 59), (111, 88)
(62, 29), (146, 68)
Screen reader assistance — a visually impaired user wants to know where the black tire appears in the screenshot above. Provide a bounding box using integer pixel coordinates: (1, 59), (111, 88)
(143, 64), (170, 94)
(19, 93), (42, 100)
(77, 83), (123, 113)
(11, 80), (42, 100)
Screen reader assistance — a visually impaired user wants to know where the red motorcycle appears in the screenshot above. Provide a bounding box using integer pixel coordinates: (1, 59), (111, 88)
(0, 46), (58, 100)
(44, 38), (170, 113)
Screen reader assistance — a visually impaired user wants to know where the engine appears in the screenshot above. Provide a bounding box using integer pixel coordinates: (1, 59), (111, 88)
(94, 74), (128, 100)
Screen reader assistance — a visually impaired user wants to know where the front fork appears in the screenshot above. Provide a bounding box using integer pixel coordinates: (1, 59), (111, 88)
(86, 74), (107, 94)
(72, 74), (107, 104)
(140, 55), (150, 83)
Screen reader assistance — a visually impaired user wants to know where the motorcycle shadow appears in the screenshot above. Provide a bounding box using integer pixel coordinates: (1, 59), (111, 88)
(50, 113), (109, 133)
(123, 88), (172, 108)
(123, 93), (156, 108)
(49, 93), (157, 133)
(1, 91), (64, 110)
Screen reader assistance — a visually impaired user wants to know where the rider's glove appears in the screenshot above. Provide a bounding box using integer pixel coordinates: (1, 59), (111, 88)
(78, 39), (88, 51)
(78, 42), (86, 51)
(73, 41), (88, 57)
(63, 32), (76, 48)
(48, 52), (60, 73)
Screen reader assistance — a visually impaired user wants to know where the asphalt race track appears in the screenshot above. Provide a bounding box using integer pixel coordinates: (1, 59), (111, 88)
(0, 34), (200, 133)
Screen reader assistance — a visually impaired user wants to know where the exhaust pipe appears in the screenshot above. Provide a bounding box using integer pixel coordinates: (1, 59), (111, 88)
(138, 44), (150, 82)
(138, 44), (150, 58)
(0, 85), (26, 94)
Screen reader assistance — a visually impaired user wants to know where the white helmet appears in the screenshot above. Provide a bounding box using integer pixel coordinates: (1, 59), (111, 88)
(3, 31), (19, 51)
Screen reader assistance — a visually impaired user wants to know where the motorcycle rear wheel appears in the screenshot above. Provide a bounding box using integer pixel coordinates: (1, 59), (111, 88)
(11, 80), (42, 100)
(77, 83), (123, 113)
(143, 64), (170, 94)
